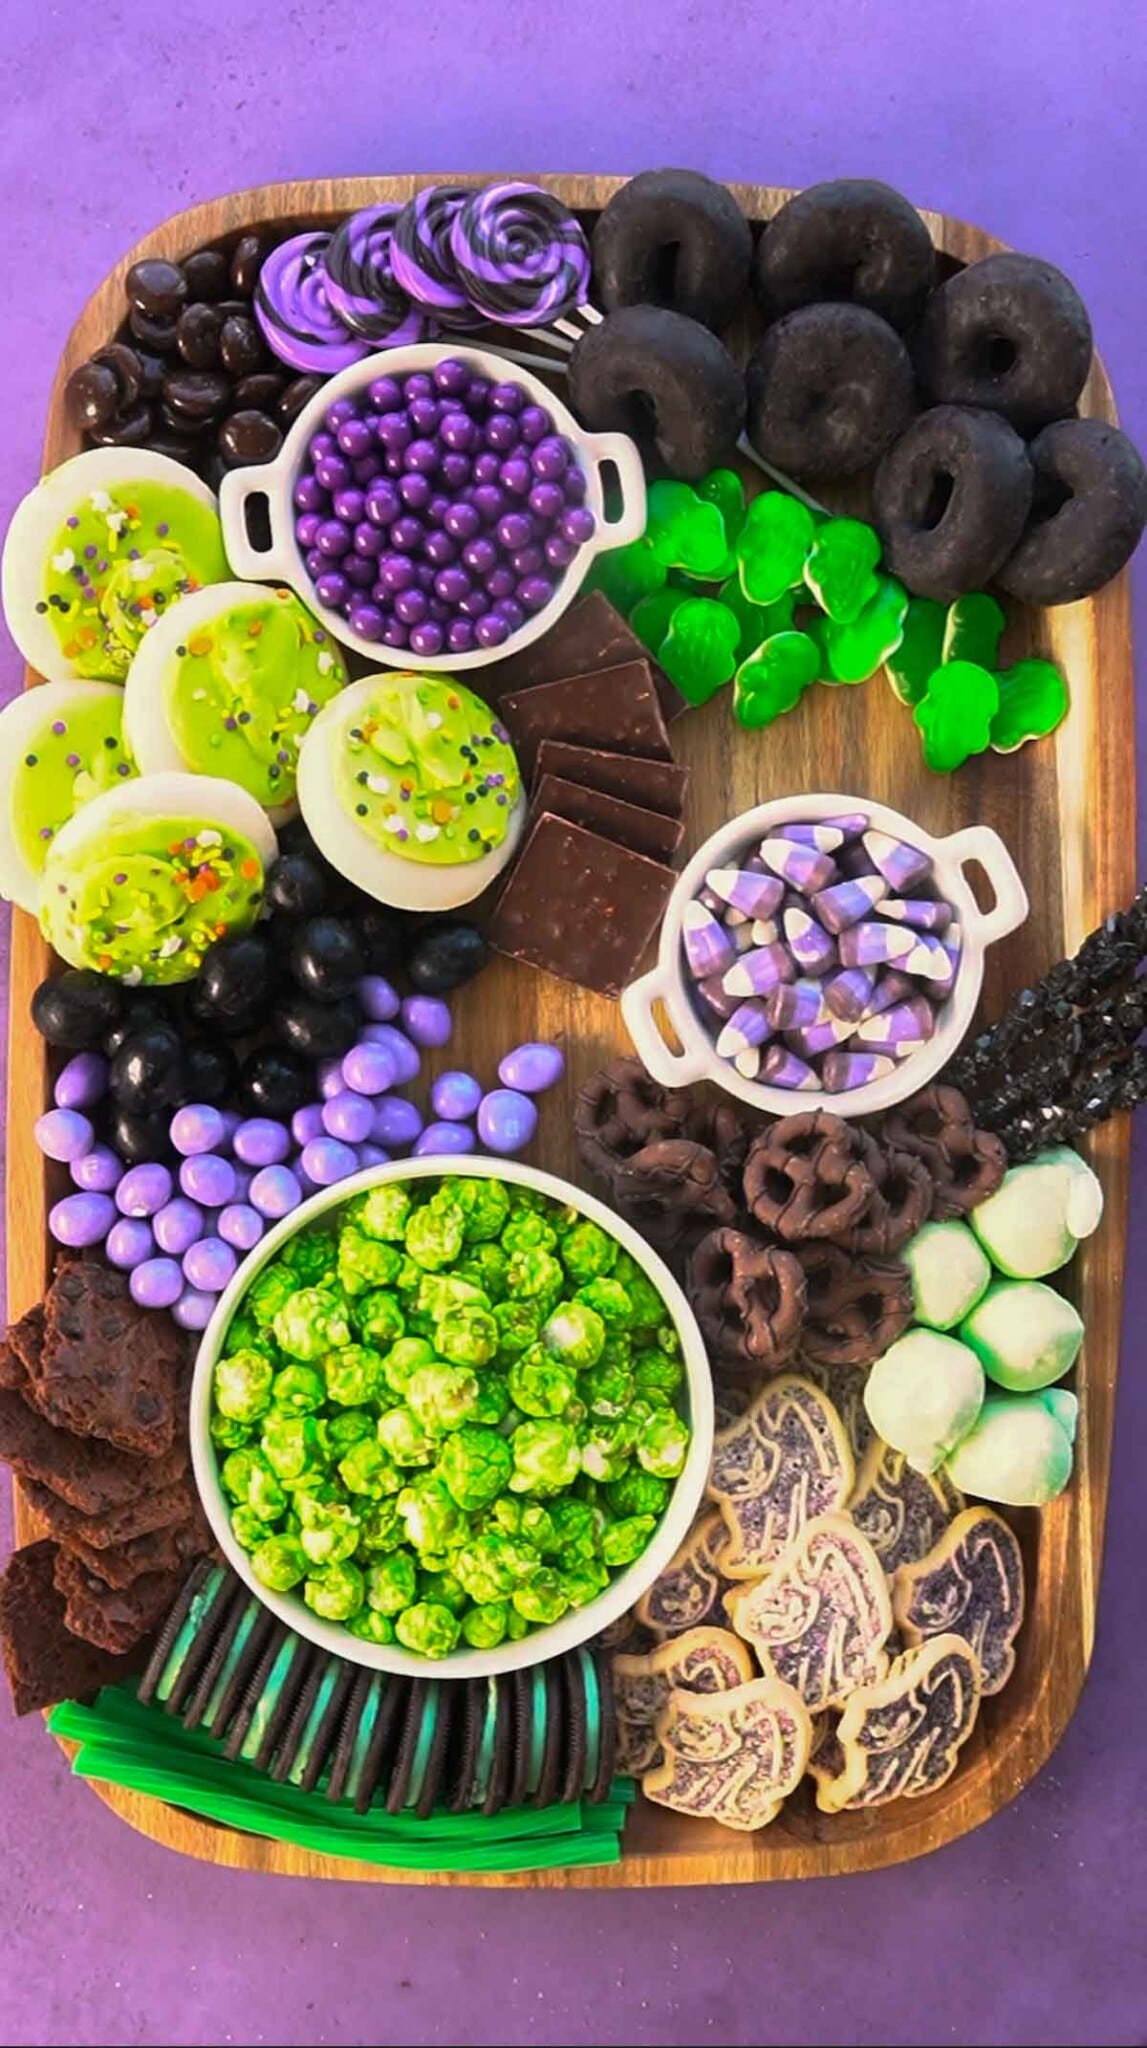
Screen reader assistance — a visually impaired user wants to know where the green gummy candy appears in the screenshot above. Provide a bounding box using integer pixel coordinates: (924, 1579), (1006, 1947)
(645, 480), (731, 579)
(630, 588), (686, 657)
(944, 1389), (1077, 1507)
(696, 467), (747, 548)
(886, 597), (947, 706)
(813, 574), (909, 685)
(990, 658), (1070, 753)
(913, 660), (999, 772)
(736, 491), (816, 606)
(733, 631), (820, 728)
(658, 596), (741, 705)
(803, 517), (882, 624)
(588, 539), (666, 615)
(902, 1219), (991, 1331)
(942, 591), (1006, 670)
(959, 1278), (1084, 1393)
(718, 576), (794, 661)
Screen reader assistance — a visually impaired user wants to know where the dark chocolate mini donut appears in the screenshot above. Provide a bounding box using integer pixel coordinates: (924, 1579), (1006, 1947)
(567, 304), (745, 482)
(592, 169), (753, 332)
(872, 404), (1033, 603)
(745, 302), (917, 482)
(753, 179), (936, 333)
(914, 252), (1092, 435)
(997, 417), (1147, 605)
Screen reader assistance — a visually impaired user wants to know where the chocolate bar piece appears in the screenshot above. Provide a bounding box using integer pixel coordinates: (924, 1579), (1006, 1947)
(535, 740), (689, 819)
(0, 1541), (148, 1715)
(499, 660), (673, 776)
(529, 773), (685, 867)
(483, 590), (686, 722)
(0, 1388), (187, 1513)
(490, 813), (674, 998)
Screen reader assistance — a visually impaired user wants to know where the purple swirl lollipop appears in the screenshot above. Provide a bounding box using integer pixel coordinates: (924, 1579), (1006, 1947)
(254, 232), (371, 374)
(450, 182), (592, 327)
(322, 206), (431, 345)
(391, 185), (481, 329)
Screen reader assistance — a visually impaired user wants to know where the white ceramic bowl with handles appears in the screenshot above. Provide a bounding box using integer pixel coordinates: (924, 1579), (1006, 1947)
(190, 1155), (713, 1681)
(621, 791), (1029, 1120)
(218, 341), (646, 673)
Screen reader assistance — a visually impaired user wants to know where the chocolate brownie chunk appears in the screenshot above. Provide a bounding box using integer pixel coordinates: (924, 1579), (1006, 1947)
(29, 1262), (183, 1456)
(0, 1541), (147, 1715)
(21, 1474), (196, 1550)
(0, 1389), (187, 1513)
(4, 1304), (46, 1384)
(52, 1548), (183, 1656)
(63, 1508), (214, 1588)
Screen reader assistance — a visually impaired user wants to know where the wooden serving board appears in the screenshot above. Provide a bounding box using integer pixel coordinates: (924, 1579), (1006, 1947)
(5, 176), (1136, 1886)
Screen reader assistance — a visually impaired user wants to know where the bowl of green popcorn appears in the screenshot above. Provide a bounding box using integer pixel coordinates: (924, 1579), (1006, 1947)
(190, 1157), (714, 1677)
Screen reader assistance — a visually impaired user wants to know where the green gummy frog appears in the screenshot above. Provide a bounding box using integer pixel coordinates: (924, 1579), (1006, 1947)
(630, 587), (686, 659)
(942, 592), (1006, 670)
(803, 517), (882, 624)
(914, 660), (1000, 773)
(885, 597), (947, 706)
(990, 658), (1070, 753)
(733, 632), (820, 728)
(736, 491), (817, 606)
(587, 537), (666, 614)
(645, 480), (732, 578)
(696, 468), (747, 549)
(657, 598), (741, 705)
(813, 576), (909, 685)
(718, 576), (794, 661)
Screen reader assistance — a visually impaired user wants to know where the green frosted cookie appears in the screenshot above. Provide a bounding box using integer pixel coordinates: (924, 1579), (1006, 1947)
(901, 1220), (991, 1331)
(863, 1329), (985, 1476)
(944, 1389), (1078, 1506)
(971, 1148), (1104, 1278)
(959, 1280), (1083, 1393)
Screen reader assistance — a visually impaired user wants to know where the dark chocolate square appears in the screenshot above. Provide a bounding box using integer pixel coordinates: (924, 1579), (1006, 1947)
(489, 813), (674, 998)
(528, 773), (685, 866)
(499, 660), (672, 776)
(482, 590), (686, 721)
(533, 740), (689, 819)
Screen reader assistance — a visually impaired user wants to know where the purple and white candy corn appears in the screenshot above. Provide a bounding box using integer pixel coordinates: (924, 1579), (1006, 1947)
(823, 965), (876, 1023)
(695, 974), (739, 1019)
(783, 907), (837, 977)
(716, 1002), (772, 1059)
(858, 970), (915, 1020)
(929, 924), (963, 999)
(683, 900), (736, 980)
(878, 897), (953, 932)
(902, 932), (955, 982)
(759, 836), (837, 894)
(760, 1045), (820, 1090)
(818, 812), (869, 840)
(723, 942), (795, 999)
(838, 921), (919, 969)
(863, 829), (933, 892)
(705, 868), (785, 920)
(786, 1014), (855, 1058)
(750, 916), (781, 947)
(812, 874), (887, 934)
(821, 1051), (897, 1092)
(775, 822), (844, 853)
(855, 996), (936, 1050)
(765, 978), (828, 1031)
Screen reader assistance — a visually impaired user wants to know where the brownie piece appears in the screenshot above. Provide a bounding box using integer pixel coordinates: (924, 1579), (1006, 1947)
(528, 773), (685, 866)
(533, 740), (690, 819)
(7, 1303), (46, 1381)
(483, 590), (686, 722)
(52, 1548), (184, 1656)
(64, 1509), (215, 1590)
(0, 1541), (147, 1715)
(489, 812), (674, 998)
(499, 660), (673, 776)
(0, 1341), (24, 1393)
(21, 1474), (197, 1550)
(0, 1389), (187, 1513)
(28, 1262), (183, 1456)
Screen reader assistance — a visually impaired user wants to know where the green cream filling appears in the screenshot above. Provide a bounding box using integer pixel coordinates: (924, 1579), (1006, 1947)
(10, 692), (134, 879)
(331, 673), (520, 867)
(42, 480), (227, 681)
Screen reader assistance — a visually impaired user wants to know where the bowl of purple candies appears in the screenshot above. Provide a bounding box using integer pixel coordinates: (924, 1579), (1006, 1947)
(621, 792), (1028, 1120)
(218, 342), (646, 671)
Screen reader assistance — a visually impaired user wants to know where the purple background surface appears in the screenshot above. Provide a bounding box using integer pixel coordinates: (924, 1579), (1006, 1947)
(1, 3), (1145, 2044)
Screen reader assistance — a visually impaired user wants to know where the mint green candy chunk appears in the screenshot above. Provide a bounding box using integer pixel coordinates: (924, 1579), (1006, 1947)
(803, 517), (882, 623)
(914, 660), (999, 772)
(736, 491), (816, 605)
(696, 467), (747, 546)
(587, 538), (666, 615)
(990, 658), (1070, 753)
(814, 575), (909, 685)
(645, 479), (731, 578)
(886, 597), (947, 705)
(863, 1329), (985, 1474)
(733, 631), (820, 728)
(942, 591), (1006, 669)
(959, 1278), (1084, 1393)
(943, 1389), (1077, 1506)
(902, 1219), (991, 1330)
(658, 596), (740, 705)
(970, 1148), (1103, 1277)
(630, 587), (686, 658)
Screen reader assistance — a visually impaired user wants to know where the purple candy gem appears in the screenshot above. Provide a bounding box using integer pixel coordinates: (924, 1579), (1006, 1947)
(413, 1121), (477, 1157)
(400, 995), (452, 1048)
(249, 1164), (304, 1220)
(172, 1288), (216, 1332)
(130, 1258), (184, 1310)
(430, 1070), (483, 1121)
(116, 1162), (173, 1218)
(106, 1217), (155, 1270)
(371, 1097), (424, 1148)
(182, 1236), (237, 1294)
(179, 1153), (237, 1207)
(356, 1143), (392, 1170)
(233, 1118), (292, 1168)
(170, 1103), (227, 1156)
(34, 1107), (94, 1163)
(218, 1203), (266, 1253)
(356, 975), (400, 1022)
(53, 1051), (108, 1112)
(341, 1041), (397, 1095)
(290, 1102), (327, 1149)
(70, 1143), (123, 1194)
(322, 1090), (375, 1144)
(300, 1136), (360, 1187)
(49, 1192), (116, 1249)
(153, 1196), (205, 1257)
(360, 1024), (420, 1083)
(475, 1088), (538, 1156)
(496, 1042), (565, 1094)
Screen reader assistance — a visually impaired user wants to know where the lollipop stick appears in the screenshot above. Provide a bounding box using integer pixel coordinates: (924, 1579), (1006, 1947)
(737, 434), (829, 514)
(486, 342), (571, 378)
(520, 326), (575, 355)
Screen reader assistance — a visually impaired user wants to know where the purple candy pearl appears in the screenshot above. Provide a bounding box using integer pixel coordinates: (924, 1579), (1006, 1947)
(519, 405), (552, 444)
(49, 1192), (116, 1249)
(410, 622), (445, 656)
(472, 450), (501, 485)
(356, 975), (400, 1022)
(430, 1070), (482, 1121)
(356, 1143), (392, 1170)
(183, 1237), (237, 1294)
(400, 995), (452, 1048)
(531, 436), (570, 480)
(70, 1144), (123, 1194)
(233, 1118), (292, 1168)
(34, 1107), (94, 1163)
(447, 619), (476, 654)
(368, 376), (403, 413)
(218, 1203), (265, 1253)
(295, 512), (322, 549)
(433, 359), (469, 397)
(130, 1258), (184, 1311)
(497, 1041), (566, 1094)
(106, 1217), (155, 1270)
(300, 1136), (360, 1187)
(322, 1090), (375, 1144)
(294, 473), (326, 513)
(172, 1288), (216, 1333)
(476, 1088), (539, 1155)
(116, 1162), (173, 1218)
(341, 1041), (397, 1095)
(153, 1197), (205, 1257)
(360, 1024), (420, 1083)
(291, 1102), (326, 1147)
(249, 1164), (304, 1220)
(53, 1051), (108, 1111)
(333, 486), (366, 524)
(170, 1103), (226, 1157)
(413, 1121), (477, 1157)
(179, 1153), (237, 1207)
(371, 1096), (424, 1148)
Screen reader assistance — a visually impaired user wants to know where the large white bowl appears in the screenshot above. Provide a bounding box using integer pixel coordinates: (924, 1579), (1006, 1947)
(621, 791), (1029, 1120)
(218, 341), (646, 672)
(190, 1155), (714, 1680)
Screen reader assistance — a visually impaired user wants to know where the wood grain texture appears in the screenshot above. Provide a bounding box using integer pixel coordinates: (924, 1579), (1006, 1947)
(6, 176), (1136, 1886)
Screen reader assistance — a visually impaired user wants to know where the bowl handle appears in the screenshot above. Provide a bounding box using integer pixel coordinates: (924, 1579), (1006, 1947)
(218, 461), (294, 583)
(582, 431), (648, 549)
(621, 965), (714, 1086)
(944, 825), (1030, 944)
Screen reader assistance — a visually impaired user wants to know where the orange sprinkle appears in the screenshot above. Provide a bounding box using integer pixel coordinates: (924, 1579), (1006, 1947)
(239, 858), (259, 881)
(63, 638), (80, 659)
(187, 631), (213, 657)
(430, 798), (454, 824)
(447, 694), (460, 710)
(247, 620), (263, 637)
(214, 922), (228, 937)
(78, 626), (99, 649)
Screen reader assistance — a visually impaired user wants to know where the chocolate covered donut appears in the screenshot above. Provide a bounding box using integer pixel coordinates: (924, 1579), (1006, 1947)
(914, 252), (1093, 435)
(753, 179), (936, 332)
(591, 169), (752, 332)
(872, 405), (1033, 603)
(745, 303), (917, 482)
(997, 418), (1147, 605)
(568, 305), (745, 481)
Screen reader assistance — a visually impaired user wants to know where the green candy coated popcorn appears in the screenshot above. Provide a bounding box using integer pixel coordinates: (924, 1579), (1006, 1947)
(803, 517), (882, 624)
(213, 1349), (274, 1424)
(365, 1551), (417, 1615)
(348, 1609), (396, 1645)
(636, 1407), (690, 1479)
(471, 1368), (512, 1427)
(508, 1348), (577, 1419)
(437, 1303), (499, 1367)
(610, 1261), (665, 1331)
(376, 1404), (433, 1466)
(322, 1344), (382, 1407)
(353, 1289), (405, 1349)
(338, 1436), (401, 1499)
(210, 1412), (252, 1452)
(914, 660), (999, 773)
(558, 1220), (618, 1285)
(588, 537), (666, 615)
(488, 1497), (555, 1550)
(696, 467), (747, 548)
(461, 1601), (509, 1649)
(395, 1600), (462, 1658)
(358, 1498), (404, 1554)
(222, 1310), (277, 1362)
(453, 1175), (511, 1243)
(542, 1300), (606, 1369)
(559, 1560), (611, 1609)
(885, 597), (947, 706)
(576, 1277), (633, 1327)
(406, 1363), (479, 1436)
(601, 1514), (658, 1568)
(357, 1184), (411, 1242)
(454, 1533), (538, 1604)
(580, 1420), (633, 1484)
(326, 1409), (374, 1451)
(438, 1424), (514, 1511)
(511, 1568), (570, 1626)
(280, 1229), (337, 1285)
(581, 1357), (636, 1420)
(380, 1335), (435, 1398)
(246, 1264), (297, 1329)
(304, 1561), (365, 1622)
(656, 597), (740, 706)
(456, 1243), (508, 1302)
(338, 1225), (402, 1296)
(272, 1286), (351, 1362)
(272, 1363), (326, 1415)
(493, 1298), (542, 1358)
(646, 479), (732, 578)
(813, 576), (909, 685)
(633, 1348), (684, 1403)
(250, 1533), (307, 1592)
(297, 1493), (361, 1567)
(260, 1411), (325, 1484)
(990, 658), (1070, 753)
(605, 1469), (670, 1519)
(396, 1475), (463, 1557)
(547, 1496), (602, 1560)
(405, 1198), (465, 1271)
(736, 491), (816, 606)
(508, 1418), (581, 1495)
(733, 631), (819, 727)
(506, 1248), (563, 1308)
(942, 591), (1006, 669)
(229, 1505), (265, 1552)
(630, 586), (687, 659)
(248, 1460), (288, 1522)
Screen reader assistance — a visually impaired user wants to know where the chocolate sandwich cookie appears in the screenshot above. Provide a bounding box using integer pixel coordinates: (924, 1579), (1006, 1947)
(482, 1675), (515, 1817)
(274, 1654), (356, 1791)
(560, 1654), (588, 1807)
(351, 1672), (410, 1814)
(509, 1667), (548, 1809)
(201, 1597), (277, 1741)
(139, 1562), (235, 1712)
(182, 1587), (268, 1733)
(535, 1662), (566, 1809)
(224, 1626), (311, 1766)
(326, 1668), (381, 1805)
(387, 1678), (443, 1815)
(447, 1677), (487, 1814)
(585, 1647), (618, 1802)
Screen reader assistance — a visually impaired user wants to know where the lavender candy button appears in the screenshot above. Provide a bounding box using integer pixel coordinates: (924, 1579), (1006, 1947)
(823, 966), (876, 1023)
(172, 1288), (216, 1333)
(682, 901), (736, 981)
(766, 978), (829, 1032)
(153, 1197), (205, 1257)
(341, 1042), (397, 1096)
(130, 1258), (184, 1310)
(116, 1162), (174, 1218)
(179, 1153), (238, 1207)
(722, 942), (795, 1000)
(812, 874), (888, 934)
(182, 1237), (238, 1294)
(170, 1104), (227, 1157)
(431, 1070), (484, 1121)
(783, 908), (837, 978)
(760, 1046), (820, 1091)
(863, 829), (933, 892)
(49, 1192), (116, 1248)
(476, 1088), (538, 1155)
(70, 1144), (123, 1195)
(218, 1204), (266, 1253)
(300, 1136), (360, 1186)
(759, 836), (837, 894)
(497, 1042), (565, 1094)
(291, 1102), (326, 1147)
(105, 1217), (155, 1270)
(34, 1108), (95, 1163)
(704, 869), (785, 921)
(715, 1002), (772, 1060)
(357, 975), (401, 1022)
(821, 1051), (898, 1092)
(878, 897), (953, 933)
(413, 1121), (478, 1156)
(322, 1091), (376, 1143)
(371, 1097), (424, 1147)
(401, 995), (452, 1048)
(53, 1051), (108, 1111)
(233, 1118), (292, 1168)
(359, 1024), (421, 1083)
(249, 1165), (304, 1219)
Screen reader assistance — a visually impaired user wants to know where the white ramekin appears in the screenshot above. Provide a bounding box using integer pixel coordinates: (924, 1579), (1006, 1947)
(218, 341), (646, 672)
(190, 1155), (714, 1681)
(621, 790), (1028, 1120)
